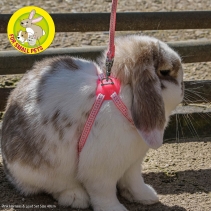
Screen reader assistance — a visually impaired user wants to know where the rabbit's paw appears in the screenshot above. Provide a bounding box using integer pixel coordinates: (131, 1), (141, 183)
(94, 203), (128, 211)
(120, 184), (159, 205)
(119, 188), (134, 202)
(55, 187), (90, 208)
(137, 184), (159, 205)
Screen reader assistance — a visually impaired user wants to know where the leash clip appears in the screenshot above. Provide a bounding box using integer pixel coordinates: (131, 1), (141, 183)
(106, 57), (114, 81)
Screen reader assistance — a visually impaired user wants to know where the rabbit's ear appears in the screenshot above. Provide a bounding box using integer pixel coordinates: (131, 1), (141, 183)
(131, 56), (166, 149)
(32, 17), (43, 23)
(29, 10), (36, 19)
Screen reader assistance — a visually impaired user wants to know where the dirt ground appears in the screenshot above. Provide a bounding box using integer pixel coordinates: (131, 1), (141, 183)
(0, 0), (211, 211)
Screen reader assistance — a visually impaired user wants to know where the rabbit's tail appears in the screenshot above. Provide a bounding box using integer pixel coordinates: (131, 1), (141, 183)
(43, 30), (45, 35)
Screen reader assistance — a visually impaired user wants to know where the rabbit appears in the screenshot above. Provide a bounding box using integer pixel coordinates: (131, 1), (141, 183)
(20, 9), (45, 40)
(1, 35), (184, 211)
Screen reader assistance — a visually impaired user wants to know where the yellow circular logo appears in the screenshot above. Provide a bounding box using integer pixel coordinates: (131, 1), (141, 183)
(7, 6), (55, 54)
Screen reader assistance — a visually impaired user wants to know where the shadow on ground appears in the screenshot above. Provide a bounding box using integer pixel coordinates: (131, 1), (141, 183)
(143, 169), (211, 195)
(1, 160), (209, 211)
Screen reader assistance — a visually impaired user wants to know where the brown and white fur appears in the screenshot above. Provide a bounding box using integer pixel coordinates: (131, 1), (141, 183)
(1, 35), (184, 211)
(17, 30), (37, 46)
(17, 30), (28, 44)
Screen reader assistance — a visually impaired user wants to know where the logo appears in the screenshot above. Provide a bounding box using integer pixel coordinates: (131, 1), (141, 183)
(7, 6), (55, 54)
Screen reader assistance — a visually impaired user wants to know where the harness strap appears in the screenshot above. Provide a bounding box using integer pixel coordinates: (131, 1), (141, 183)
(78, 93), (105, 153)
(111, 92), (134, 124)
(78, 74), (134, 154)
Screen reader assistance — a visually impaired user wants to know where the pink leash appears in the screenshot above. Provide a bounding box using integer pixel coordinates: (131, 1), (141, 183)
(106, 0), (118, 80)
(78, 0), (134, 153)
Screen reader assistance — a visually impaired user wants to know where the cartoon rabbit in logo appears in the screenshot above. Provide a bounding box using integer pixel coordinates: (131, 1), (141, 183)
(19, 9), (45, 45)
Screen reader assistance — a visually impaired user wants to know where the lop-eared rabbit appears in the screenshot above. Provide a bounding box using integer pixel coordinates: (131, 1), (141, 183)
(1, 35), (184, 211)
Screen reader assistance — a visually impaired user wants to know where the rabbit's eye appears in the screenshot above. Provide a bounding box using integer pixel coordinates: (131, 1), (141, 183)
(26, 22), (28, 23)
(160, 70), (170, 76)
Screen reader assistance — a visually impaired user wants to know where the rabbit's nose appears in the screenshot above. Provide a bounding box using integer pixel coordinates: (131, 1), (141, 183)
(21, 22), (24, 25)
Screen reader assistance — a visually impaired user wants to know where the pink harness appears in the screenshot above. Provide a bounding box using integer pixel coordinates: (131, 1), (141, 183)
(78, 0), (126, 153)
(78, 73), (134, 153)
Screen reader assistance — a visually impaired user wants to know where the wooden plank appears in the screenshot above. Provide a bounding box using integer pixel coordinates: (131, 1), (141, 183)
(164, 105), (211, 141)
(184, 80), (211, 104)
(2, 11), (211, 33)
(1, 41), (211, 75)
(0, 46), (105, 75)
(0, 98), (210, 140)
(0, 80), (211, 111)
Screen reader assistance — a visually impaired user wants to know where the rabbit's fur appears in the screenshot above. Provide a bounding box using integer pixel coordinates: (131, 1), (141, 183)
(1, 35), (184, 211)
